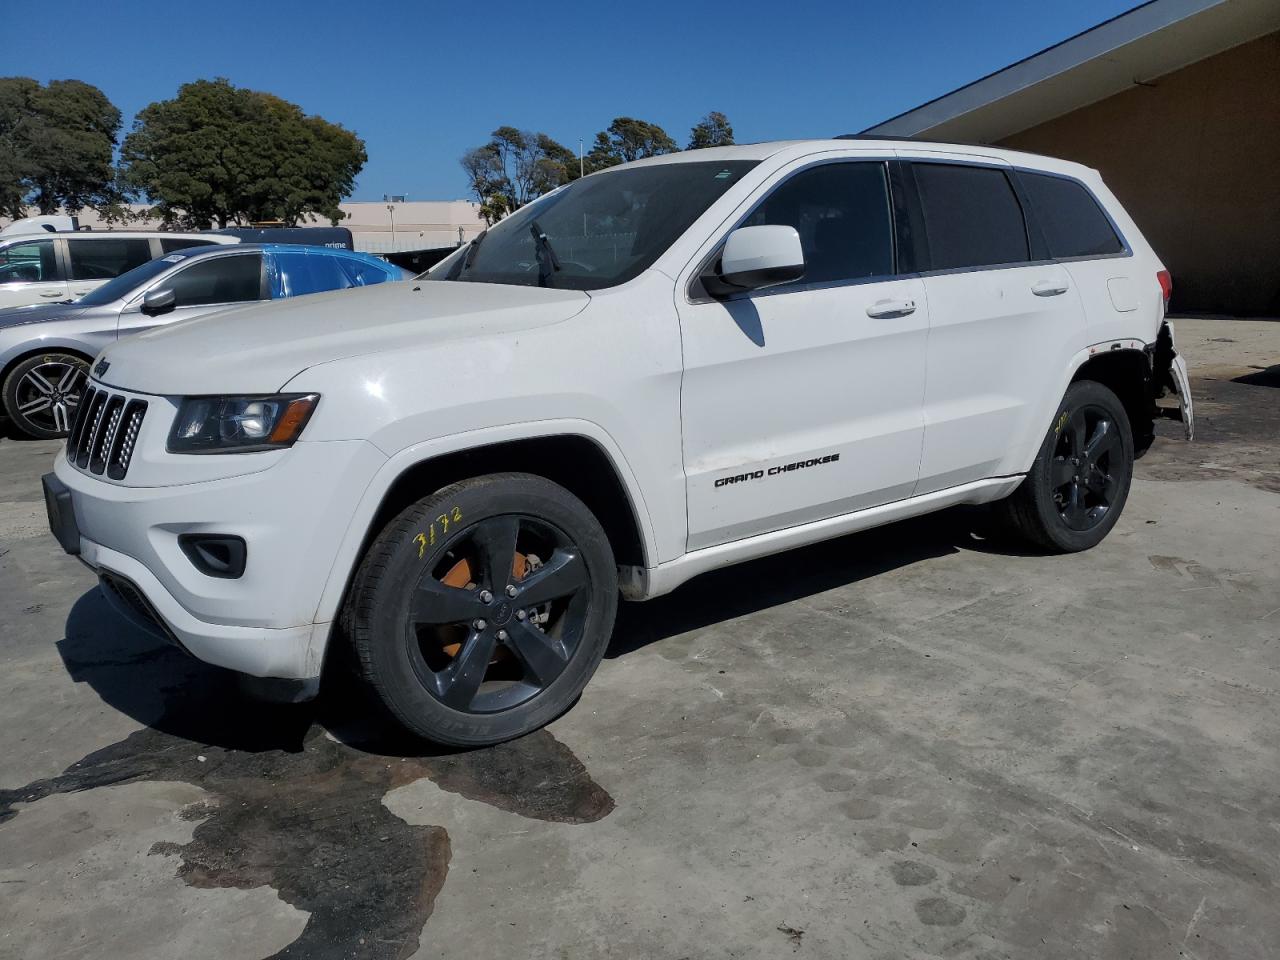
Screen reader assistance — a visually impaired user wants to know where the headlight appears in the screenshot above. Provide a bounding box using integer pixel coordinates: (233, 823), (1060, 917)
(168, 394), (319, 454)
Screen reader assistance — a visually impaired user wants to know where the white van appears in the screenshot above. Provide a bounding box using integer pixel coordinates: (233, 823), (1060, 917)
(0, 231), (236, 308)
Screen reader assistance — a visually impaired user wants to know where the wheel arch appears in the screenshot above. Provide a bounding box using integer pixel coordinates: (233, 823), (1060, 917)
(314, 427), (656, 629)
(1, 343), (95, 390)
(1068, 346), (1156, 458)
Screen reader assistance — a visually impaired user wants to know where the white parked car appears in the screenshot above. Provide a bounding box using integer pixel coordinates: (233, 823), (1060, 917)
(43, 140), (1193, 746)
(0, 231), (240, 309)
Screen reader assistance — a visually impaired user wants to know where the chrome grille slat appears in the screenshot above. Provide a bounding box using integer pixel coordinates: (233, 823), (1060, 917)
(90, 397), (124, 474)
(76, 391), (109, 469)
(66, 386), (97, 461)
(107, 401), (147, 480)
(66, 386), (148, 481)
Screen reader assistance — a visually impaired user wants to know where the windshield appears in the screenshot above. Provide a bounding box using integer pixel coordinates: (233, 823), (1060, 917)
(429, 160), (758, 290)
(76, 249), (213, 306)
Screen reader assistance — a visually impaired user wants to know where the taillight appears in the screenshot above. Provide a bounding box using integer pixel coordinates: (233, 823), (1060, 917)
(1156, 269), (1172, 308)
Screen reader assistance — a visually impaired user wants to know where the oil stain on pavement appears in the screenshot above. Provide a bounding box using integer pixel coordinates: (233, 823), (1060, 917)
(0, 592), (614, 960)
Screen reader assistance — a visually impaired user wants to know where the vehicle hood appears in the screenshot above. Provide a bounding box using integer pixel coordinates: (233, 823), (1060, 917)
(95, 281), (592, 395)
(0, 302), (89, 332)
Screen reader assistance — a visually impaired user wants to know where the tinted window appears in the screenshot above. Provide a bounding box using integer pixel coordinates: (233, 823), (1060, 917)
(1019, 172), (1123, 259)
(160, 237), (219, 254)
(275, 251), (355, 298)
(912, 163), (1029, 270)
(164, 254), (263, 307)
(67, 238), (152, 281)
(0, 239), (60, 283)
(743, 162), (894, 285)
(78, 258), (175, 306)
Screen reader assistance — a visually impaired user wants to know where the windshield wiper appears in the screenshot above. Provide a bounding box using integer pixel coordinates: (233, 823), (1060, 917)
(529, 220), (561, 287)
(445, 230), (486, 280)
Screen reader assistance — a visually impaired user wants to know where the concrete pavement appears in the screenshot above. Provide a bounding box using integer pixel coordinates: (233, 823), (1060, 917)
(1, 318), (1277, 959)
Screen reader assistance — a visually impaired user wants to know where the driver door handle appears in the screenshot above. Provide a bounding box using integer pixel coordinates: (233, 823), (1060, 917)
(40, 291), (63, 298)
(866, 298), (916, 319)
(1032, 279), (1070, 297)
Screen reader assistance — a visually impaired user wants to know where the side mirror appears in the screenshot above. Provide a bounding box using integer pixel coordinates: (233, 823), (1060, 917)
(709, 225), (805, 296)
(141, 287), (176, 316)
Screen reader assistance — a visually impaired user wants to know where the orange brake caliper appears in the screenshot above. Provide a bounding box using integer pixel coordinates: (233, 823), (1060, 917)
(437, 552), (528, 659)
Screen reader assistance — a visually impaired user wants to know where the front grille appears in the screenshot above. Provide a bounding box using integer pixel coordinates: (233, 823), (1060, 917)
(99, 572), (181, 648)
(67, 387), (147, 480)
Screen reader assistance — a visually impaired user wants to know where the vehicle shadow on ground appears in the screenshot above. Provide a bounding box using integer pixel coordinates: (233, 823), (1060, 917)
(608, 504), (1024, 659)
(0, 418), (31, 442)
(1232, 363), (1280, 388)
(0, 590), (615, 960)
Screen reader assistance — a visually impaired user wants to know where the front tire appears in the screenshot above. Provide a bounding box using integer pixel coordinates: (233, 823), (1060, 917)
(2, 352), (90, 439)
(998, 380), (1135, 552)
(347, 473), (618, 747)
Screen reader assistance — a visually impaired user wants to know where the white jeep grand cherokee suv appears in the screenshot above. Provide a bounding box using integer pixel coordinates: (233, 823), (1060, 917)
(43, 140), (1193, 746)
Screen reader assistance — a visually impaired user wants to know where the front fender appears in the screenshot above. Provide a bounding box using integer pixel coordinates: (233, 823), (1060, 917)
(308, 417), (660, 625)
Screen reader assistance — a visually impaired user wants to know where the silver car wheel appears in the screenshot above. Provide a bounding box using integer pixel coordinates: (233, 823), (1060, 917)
(14, 358), (88, 435)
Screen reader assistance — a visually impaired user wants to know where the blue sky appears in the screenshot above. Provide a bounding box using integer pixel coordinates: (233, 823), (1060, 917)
(1, 0), (1139, 201)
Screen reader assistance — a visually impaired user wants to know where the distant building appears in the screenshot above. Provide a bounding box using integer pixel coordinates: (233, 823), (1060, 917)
(861, 0), (1280, 316)
(28, 199), (486, 255)
(300, 200), (485, 253)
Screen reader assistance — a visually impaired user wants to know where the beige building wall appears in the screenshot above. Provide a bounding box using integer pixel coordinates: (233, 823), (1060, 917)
(1000, 31), (1280, 316)
(32, 200), (486, 255)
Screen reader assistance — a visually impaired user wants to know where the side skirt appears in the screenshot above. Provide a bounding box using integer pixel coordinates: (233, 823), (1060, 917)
(619, 475), (1023, 600)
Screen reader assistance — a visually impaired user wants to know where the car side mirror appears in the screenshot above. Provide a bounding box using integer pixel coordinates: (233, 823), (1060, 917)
(707, 225), (805, 297)
(141, 287), (176, 316)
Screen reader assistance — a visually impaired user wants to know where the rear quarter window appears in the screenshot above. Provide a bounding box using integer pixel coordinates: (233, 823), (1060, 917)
(1019, 171), (1125, 259)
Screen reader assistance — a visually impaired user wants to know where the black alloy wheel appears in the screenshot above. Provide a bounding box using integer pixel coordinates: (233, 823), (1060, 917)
(1050, 404), (1124, 532)
(406, 513), (590, 713)
(998, 379), (1135, 552)
(348, 473), (618, 746)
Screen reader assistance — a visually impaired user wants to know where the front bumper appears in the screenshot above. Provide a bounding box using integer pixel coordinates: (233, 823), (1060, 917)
(47, 437), (387, 680)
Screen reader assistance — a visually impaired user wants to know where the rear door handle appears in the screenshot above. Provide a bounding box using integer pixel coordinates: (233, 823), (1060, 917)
(1032, 279), (1070, 297)
(866, 298), (916, 318)
(40, 291), (63, 298)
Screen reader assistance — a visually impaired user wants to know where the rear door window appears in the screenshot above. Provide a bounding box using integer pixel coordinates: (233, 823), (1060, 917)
(1019, 172), (1124, 259)
(0, 239), (61, 283)
(338, 256), (395, 286)
(67, 238), (153, 280)
(274, 251), (356, 298)
(911, 163), (1029, 271)
(165, 254), (264, 307)
(742, 161), (895, 285)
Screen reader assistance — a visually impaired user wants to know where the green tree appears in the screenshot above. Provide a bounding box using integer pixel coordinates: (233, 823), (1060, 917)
(586, 117), (677, 170)
(118, 78), (365, 228)
(688, 111), (734, 150)
(459, 127), (576, 223)
(0, 77), (121, 219)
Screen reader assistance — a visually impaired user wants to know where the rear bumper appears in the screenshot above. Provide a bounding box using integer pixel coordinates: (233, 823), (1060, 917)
(1153, 319), (1194, 440)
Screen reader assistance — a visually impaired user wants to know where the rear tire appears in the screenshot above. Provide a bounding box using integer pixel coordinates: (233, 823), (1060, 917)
(347, 473), (617, 747)
(998, 380), (1134, 552)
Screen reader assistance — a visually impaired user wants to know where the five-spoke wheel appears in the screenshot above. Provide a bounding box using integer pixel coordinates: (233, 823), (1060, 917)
(407, 514), (590, 713)
(999, 380), (1135, 552)
(348, 473), (617, 746)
